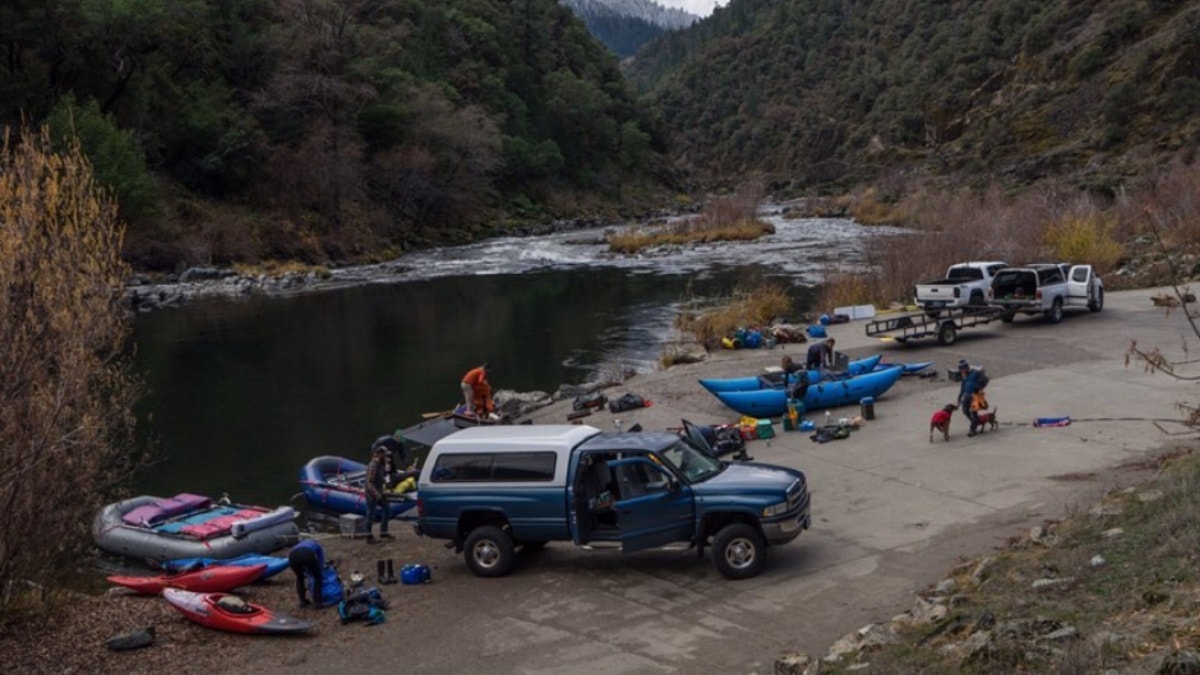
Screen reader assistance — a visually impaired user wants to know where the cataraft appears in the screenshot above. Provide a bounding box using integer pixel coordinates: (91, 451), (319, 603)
(698, 354), (883, 394)
(712, 364), (905, 418)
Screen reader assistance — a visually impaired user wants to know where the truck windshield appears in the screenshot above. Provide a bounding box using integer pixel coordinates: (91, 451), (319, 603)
(657, 439), (723, 483)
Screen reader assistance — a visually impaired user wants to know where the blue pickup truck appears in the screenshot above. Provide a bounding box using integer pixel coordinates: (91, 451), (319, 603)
(414, 423), (810, 579)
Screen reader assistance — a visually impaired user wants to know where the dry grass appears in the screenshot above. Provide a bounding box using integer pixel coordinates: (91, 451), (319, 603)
(816, 164), (1200, 311)
(820, 448), (1200, 674)
(232, 260), (332, 279)
(609, 182), (775, 253)
(673, 282), (793, 352)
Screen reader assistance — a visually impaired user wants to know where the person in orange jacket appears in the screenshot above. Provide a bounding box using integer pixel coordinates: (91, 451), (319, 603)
(460, 363), (494, 416)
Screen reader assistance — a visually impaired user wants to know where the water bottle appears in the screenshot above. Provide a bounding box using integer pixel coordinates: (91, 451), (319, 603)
(824, 410), (831, 427)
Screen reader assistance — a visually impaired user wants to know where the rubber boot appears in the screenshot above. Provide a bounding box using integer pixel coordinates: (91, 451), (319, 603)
(385, 559), (397, 584)
(377, 560), (387, 585)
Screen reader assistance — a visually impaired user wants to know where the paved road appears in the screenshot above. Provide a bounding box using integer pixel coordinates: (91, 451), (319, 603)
(238, 287), (1197, 675)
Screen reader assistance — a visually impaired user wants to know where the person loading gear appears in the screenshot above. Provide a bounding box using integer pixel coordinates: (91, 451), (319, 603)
(287, 539), (325, 607)
(460, 363), (494, 417)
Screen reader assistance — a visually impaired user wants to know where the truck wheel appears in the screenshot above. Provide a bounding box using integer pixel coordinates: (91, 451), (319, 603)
(1089, 288), (1104, 312)
(968, 291), (985, 306)
(1001, 312), (1015, 323)
(464, 525), (516, 577)
(1047, 298), (1064, 324)
(937, 322), (957, 346)
(712, 523), (766, 580)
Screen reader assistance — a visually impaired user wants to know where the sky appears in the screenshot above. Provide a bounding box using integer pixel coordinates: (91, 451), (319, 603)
(659, 0), (726, 17)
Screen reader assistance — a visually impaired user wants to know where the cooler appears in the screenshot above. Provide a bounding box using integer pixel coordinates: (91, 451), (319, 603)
(756, 419), (775, 439)
(339, 513), (366, 538)
(860, 396), (876, 420)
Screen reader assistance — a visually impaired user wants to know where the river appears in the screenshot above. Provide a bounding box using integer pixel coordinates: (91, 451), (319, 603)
(130, 213), (901, 507)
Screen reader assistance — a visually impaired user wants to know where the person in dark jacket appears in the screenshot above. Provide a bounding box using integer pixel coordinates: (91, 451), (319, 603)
(287, 539), (325, 606)
(364, 445), (392, 544)
(805, 338), (836, 370)
(371, 430), (411, 482)
(957, 359), (982, 436)
(781, 355), (809, 401)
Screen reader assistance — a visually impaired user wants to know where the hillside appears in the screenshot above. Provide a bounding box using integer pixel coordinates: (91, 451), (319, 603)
(628, 0), (1200, 194)
(562, 0), (698, 57)
(0, 0), (674, 270)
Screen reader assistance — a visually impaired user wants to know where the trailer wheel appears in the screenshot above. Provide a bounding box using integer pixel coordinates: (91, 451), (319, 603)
(1001, 312), (1015, 323)
(937, 322), (957, 346)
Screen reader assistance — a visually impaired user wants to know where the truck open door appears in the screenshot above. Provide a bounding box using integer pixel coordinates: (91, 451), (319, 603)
(1066, 265), (1096, 308)
(606, 457), (695, 552)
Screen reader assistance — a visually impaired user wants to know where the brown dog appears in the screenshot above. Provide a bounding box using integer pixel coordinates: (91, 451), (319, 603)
(930, 404), (957, 442)
(975, 406), (1000, 433)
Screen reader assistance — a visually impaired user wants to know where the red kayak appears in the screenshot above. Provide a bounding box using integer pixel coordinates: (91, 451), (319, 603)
(162, 588), (313, 635)
(108, 563), (268, 595)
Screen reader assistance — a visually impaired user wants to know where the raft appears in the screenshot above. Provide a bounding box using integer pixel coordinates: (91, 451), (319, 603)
(713, 365), (905, 417)
(93, 494), (298, 563)
(300, 456), (416, 519)
(698, 354), (883, 394)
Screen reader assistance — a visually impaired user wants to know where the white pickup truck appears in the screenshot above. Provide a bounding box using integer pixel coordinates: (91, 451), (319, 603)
(987, 263), (1104, 323)
(914, 261), (1008, 312)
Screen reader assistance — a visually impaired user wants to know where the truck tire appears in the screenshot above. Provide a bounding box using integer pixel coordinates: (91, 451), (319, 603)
(937, 322), (957, 346)
(712, 523), (766, 580)
(1088, 287), (1104, 312)
(464, 525), (516, 577)
(968, 290), (985, 306)
(1047, 298), (1064, 324)
(1001, 312), (1015, 323)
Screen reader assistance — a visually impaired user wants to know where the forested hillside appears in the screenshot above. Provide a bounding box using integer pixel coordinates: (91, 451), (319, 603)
(0, 0), (672, 269)
(562, 0), (697, 57)
(628, 0), (1200, 194)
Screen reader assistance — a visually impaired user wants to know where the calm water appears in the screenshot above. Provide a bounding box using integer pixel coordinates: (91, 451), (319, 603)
(130, 216), (898, 507)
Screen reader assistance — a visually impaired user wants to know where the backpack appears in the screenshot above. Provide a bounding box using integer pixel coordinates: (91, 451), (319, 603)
(608, 393), (645, 413)
(338, 587), (388, 625)
(572, 392), (608, 411)
(975, 368), (990, 391)
(311, 565), (345, 608)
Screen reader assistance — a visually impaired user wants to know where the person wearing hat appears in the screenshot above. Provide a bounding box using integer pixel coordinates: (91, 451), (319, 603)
(460, 363), (494, 417)
(371, 429), (411, 482)
(364, 444), (393, 544)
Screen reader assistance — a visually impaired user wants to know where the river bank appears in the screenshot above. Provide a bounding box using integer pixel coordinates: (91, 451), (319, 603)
(6, 285), (1197, 674)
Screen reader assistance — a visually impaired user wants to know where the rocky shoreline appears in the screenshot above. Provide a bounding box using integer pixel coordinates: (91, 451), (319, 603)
(120, 213), (675, 313)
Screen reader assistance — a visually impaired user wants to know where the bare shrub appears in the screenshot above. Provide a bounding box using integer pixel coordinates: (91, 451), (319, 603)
(0, 127), (144, 622)
(675, 282), (793, 350)
(1043, 215), (1124, 273)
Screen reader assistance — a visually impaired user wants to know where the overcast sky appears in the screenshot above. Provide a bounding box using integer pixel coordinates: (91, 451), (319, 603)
(660, 0), (726, 17)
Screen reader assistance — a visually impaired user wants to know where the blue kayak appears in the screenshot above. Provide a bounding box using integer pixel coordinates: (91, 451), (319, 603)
(714, 365), (905, 417)
(699, 355), (883, 394)
(161, 553), (289, 580)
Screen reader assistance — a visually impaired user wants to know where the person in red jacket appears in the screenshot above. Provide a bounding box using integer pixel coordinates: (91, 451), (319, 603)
(460, 363), (494, 417)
